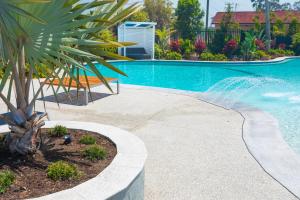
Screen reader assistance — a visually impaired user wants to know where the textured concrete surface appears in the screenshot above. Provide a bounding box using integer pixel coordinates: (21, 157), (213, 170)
(0, 84), (297, 200)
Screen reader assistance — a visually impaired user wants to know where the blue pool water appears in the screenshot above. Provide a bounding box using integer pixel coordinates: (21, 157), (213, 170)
(86, 59), (300, 153)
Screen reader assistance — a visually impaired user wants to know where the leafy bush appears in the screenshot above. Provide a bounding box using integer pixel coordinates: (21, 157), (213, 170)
(155, 44), (164, 59)
(253, 50), (271, 60)
(170, 39), (180, 52)
(47, 161), (80, 181)
(199, 52), (227, 61)
(50, 125), (68, 137)
(0, 170), (15, 194)
(255, 39), (266, 50)
(268, 49), (295, 57)
(128, 10), (149, 22)
(223, 39), (238, 57)
(194, 37), (206, 54)
(165, 51), (182, 60)
(79, 135), (96, 145)
(83, 145), (107, 161)
(240, 32), (256, 60)
(292, 33), (300, 55)
(180, 39), (194, 58)
(278, 43), (286, 50)
(98, 29), (117, 53)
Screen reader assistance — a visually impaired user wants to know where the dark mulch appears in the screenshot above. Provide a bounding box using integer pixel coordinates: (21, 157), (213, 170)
(0, 129), (117, 200)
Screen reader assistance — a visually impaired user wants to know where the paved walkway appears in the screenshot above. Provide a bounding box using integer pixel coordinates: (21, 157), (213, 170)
(0, 85), (296, 200)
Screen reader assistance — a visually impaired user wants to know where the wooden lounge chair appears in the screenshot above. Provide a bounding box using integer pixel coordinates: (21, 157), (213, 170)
(44, 76), (119, 105)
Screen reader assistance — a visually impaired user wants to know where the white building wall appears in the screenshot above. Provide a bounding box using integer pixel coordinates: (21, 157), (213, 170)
(118, 22), (156, 59)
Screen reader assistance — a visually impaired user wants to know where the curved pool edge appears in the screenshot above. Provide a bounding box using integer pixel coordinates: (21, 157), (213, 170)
(238, 106), (300, 198)
(105, 56), (300, 65)
(118, 84), (300, 198)
(198, 97), (300, 199)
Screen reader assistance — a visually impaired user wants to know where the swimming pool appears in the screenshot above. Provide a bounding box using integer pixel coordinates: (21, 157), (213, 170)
(86, 59), (300, 154)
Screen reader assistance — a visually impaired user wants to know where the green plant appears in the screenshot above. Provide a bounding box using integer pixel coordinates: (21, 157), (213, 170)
(83, 145), (107, 161)
(155, 44), (164, 59)
(292, 33), (300, 55)
(144, 0), (173, 29)
(128, 10), (149, 22)
(175, 0), (204, 40)
(268, 49), (295, 57)
(288, 18), (300, 37)
(47, 161), (80, 181)
(97, 29), (117, 53)
(253, 50), (271, 60)
(199, 52), (227, 61)
(180, 39), (194, 58)
(0, 0), (141, 155)
(240, 32), (257, 60)
(0, 170), (15, 194)
(50, 125), (68, 137)
(165, 51), (183, 60)
(79, 135), (96, 145)
(156, 28), (173, 55)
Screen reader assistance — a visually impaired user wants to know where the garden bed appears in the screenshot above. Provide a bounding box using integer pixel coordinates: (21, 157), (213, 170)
(0, 129), (117, 200)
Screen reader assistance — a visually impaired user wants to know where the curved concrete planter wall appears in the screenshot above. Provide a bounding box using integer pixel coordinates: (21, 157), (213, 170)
(0, 121), (147, 200)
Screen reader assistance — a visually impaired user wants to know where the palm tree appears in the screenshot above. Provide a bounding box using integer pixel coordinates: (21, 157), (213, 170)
(0, 0), (141, 155)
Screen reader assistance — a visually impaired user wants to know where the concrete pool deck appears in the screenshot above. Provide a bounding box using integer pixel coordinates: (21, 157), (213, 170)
(0, 84), (297, 200)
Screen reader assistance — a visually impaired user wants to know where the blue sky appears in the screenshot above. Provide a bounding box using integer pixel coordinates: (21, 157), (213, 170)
(82, 0), (298, 24)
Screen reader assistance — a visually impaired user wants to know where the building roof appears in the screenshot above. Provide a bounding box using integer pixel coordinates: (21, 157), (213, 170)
(119, 21), (157, 28)
(212, 11), (300, 25)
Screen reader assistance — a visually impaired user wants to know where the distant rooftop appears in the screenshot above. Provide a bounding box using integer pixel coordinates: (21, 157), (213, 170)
(212, 10), (300, 25)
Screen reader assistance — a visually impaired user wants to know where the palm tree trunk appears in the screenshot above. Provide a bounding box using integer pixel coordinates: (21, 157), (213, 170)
(5, 112), (46, 155)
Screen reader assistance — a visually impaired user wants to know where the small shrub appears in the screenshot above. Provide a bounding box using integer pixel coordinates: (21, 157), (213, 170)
(83, 145), (107, 161)
(50, 125), (68, 137)
(253, 50), (271, 60)
(155, 44), (164, 59)
(165, 51), (182, 60)
(79, 135), (96, 145)
(194, 37), (206, 54)
(255, 39), (266, 50)
(170, 39), (180, 52)
(268, 49), (295, 57)
(199, 52), (227, 61)
(223, 39), (238, 57)
(278, 43), (286, 50)
(47, 161), (79, 181)
(0, 170), (15, 194)
(292, 33), (300, 55)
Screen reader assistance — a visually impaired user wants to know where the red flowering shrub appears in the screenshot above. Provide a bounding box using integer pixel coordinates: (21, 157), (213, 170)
(255, 39), (266, 50)
(170, 39), (180, 52)
(223, 39), (238, 57)
(278, 43), (286, 50)
(194, 37), (206, 54)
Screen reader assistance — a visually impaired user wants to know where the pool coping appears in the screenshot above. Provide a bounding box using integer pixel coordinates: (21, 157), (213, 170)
(119, 84), (300, 199)
(105, 56), (300, 65)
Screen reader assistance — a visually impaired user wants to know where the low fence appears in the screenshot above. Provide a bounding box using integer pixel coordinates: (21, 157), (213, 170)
(198, 29), (242, 45)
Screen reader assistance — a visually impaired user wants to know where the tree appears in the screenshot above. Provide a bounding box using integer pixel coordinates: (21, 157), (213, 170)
(294, 1), (300, 10)
(210, 3), (238, 53)
(251, 0), (283, 11)
(175, 0), (204, 40)
(128, 10), (149, 22)
(144, 0), (173, 29)
(156, 28), (173, 56)
(288, 18), (300, 36)
(0, 0), (141, 155)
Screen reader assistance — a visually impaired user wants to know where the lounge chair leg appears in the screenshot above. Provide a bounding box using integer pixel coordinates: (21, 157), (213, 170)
(117, 80), (119, 94)
(84, 88), (88, 105)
